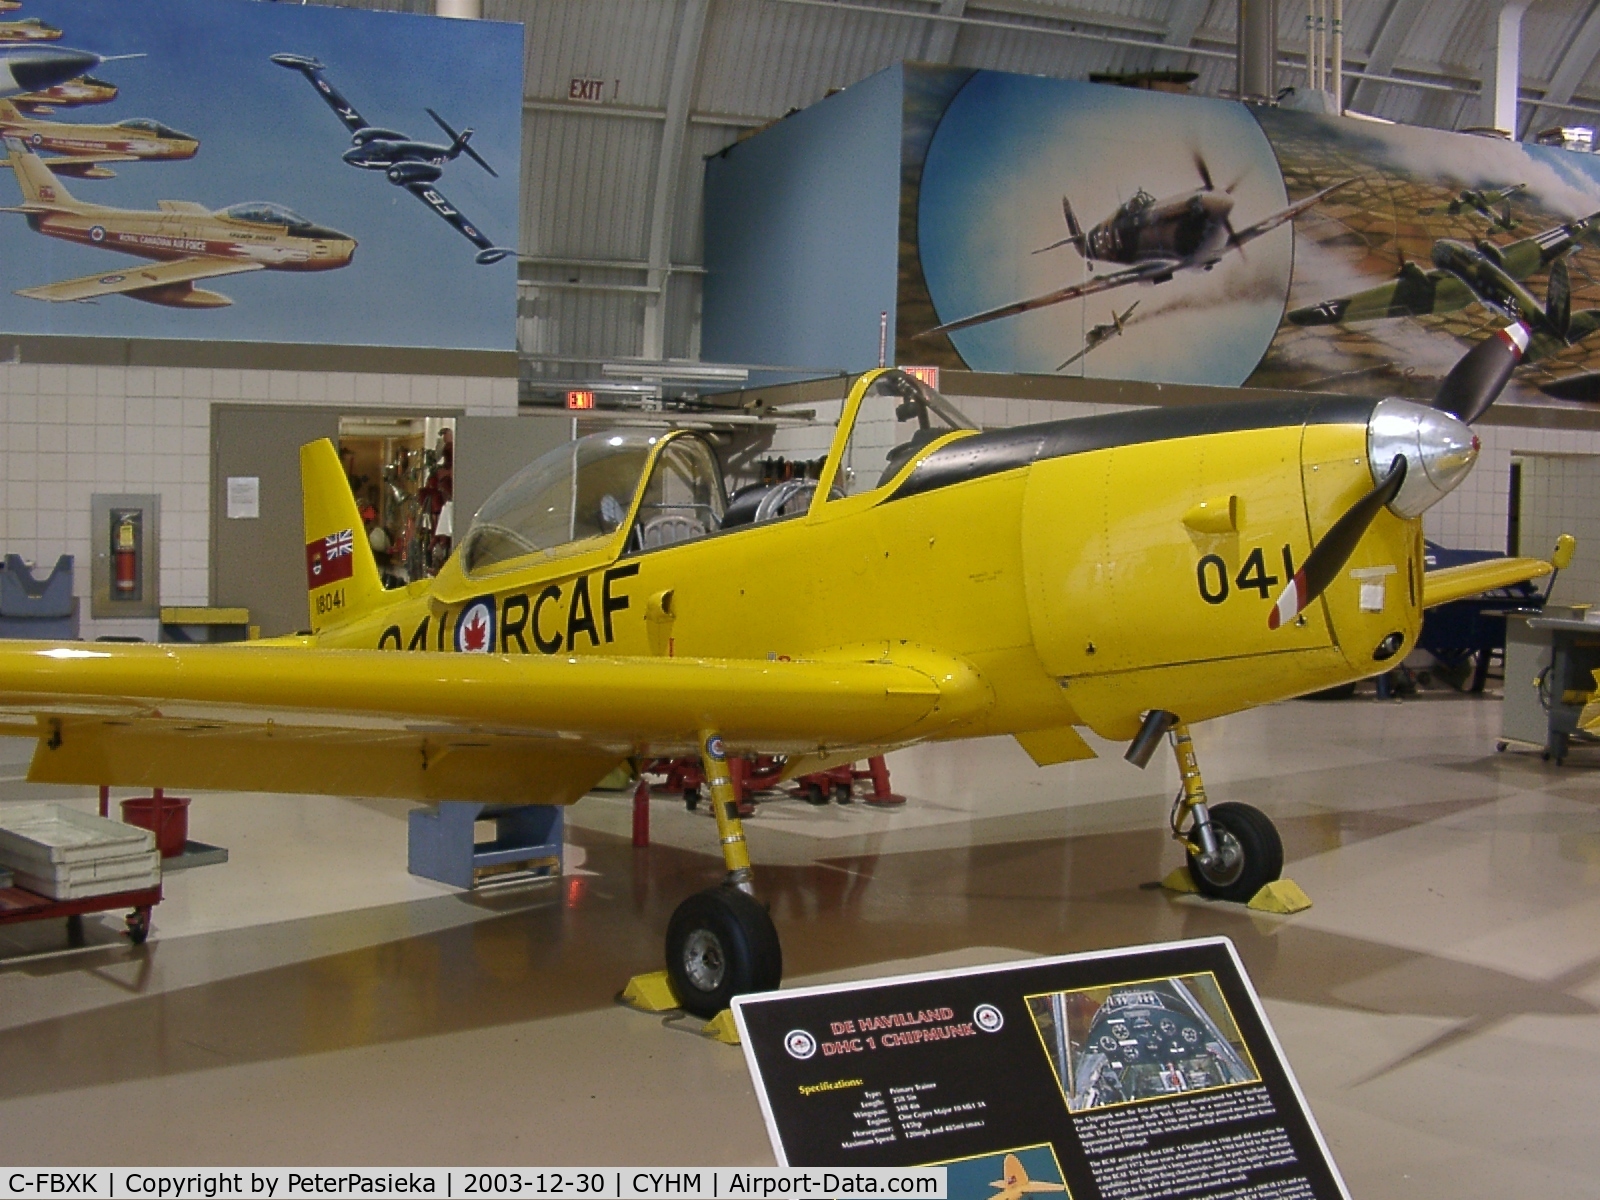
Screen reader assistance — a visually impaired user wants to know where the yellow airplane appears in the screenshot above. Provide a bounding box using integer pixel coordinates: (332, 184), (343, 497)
(0, 98), (197, 177)
(0, 136), (354, 305)
(989, 1155), (1063, 1200)
(0, 18), (60, 42)
(0, 321), (1562, 1017)
(14, 72), (117, 113)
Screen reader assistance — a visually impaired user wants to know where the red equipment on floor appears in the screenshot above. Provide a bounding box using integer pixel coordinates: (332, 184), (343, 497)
(631, 754), (905, 844)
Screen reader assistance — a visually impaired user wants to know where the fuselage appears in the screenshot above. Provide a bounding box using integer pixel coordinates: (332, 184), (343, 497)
(1086, 190), (1233, 270)
(1, 115), (198, 161)
(30, 206), (355, 270)
(302, 384), (1431, 748)
(1432, 238), (1545, 325)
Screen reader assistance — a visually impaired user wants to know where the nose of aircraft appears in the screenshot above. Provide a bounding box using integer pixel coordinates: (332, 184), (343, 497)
(1366, 397), (1478, 518)
(7, 46), (98, 93)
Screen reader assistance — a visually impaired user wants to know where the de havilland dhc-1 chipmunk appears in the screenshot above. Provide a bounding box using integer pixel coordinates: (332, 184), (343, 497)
(0, 98), (197, 177)
(921, 156), (1350, 339)
(1, 136), (354, 305)
(0, 324), (1565, 1017)
(270, 52), (512, 265)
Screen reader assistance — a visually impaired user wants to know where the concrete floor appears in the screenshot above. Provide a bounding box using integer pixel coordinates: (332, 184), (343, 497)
(1, 692), (1597, 1196)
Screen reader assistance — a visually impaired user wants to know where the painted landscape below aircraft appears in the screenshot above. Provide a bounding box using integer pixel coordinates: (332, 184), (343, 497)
(0, 136), (354, 307)
(1288, 212), (1600, 364)
(271, 52), (512, 265)
(919, 155), (1351, 339)
(0, 99), (195, 177)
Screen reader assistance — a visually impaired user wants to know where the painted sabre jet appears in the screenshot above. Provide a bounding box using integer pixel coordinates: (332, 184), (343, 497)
(14, 72), (117, 113)
(1288, 212), (1600, 363)
(0, 99), (196, 177)
(920, 157), (1350, 339)
(0, 18), (61, 43)
(0, 137), (354, 306)
(1419, 183), (1526, 231)
(271, 53), (512, 265)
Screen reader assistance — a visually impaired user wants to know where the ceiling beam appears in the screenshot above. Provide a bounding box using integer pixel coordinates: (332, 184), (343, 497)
(1349, 0), (1424, 113)
(923, 0), (968, 63)
(1520, 0), (1600, 137)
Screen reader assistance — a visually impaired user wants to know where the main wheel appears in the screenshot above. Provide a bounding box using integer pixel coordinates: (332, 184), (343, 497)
(1186, 802), (1283, 904)
(665, 886), (782, 1018)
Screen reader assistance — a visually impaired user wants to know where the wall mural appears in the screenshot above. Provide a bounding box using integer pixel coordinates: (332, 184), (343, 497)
(0, 0), (521, 350)
(899, 64), (1600, 412)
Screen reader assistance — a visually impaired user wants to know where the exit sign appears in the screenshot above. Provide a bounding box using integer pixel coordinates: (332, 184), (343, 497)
(902, 365), (940, 389)
(566, 390), (596, 411)
(569, 77), (609, 103)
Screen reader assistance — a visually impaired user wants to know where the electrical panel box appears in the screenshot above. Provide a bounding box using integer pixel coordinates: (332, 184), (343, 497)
(90, 494), (160, 620)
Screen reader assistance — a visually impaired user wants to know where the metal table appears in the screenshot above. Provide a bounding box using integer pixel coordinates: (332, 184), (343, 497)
(1501, 612), (1600, 764)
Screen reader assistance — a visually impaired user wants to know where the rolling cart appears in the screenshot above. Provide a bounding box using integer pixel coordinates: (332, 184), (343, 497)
(0, 883), (161, 945)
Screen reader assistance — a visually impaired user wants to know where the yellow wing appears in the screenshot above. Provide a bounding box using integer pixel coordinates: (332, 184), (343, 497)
(0, 641), (987, 804)
(1422, 558), (1551, 608)
(16, 256), (262, 302)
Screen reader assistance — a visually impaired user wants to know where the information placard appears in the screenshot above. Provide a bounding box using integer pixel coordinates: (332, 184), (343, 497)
(733, 937), (1348, 1200)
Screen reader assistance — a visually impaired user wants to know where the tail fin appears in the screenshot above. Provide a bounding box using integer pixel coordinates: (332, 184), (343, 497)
(1034, 195), (1088, 256)
(300, 438), (386, 633)
(4, 135), (78, 209)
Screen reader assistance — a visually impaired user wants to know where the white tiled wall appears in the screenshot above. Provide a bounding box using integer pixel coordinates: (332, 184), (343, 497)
(0, 362), (516, 638)
(1510, 451), (1600, 605)
(1420, 422), (1600, 553)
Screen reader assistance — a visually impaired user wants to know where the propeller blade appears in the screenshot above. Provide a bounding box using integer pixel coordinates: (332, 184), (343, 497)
(1194, 152), (1215, 192)
(1431, 321), (1530, 424)
(1549, 257), (1572, 338)
(1268, 455), (1408, 630)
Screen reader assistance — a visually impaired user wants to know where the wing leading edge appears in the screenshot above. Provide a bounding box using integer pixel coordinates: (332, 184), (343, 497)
(0, 642), (990, 802)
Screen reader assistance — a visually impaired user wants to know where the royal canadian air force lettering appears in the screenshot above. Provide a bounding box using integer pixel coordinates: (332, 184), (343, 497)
(377, 564), (640, 654)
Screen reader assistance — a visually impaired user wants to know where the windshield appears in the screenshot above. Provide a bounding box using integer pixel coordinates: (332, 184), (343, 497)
(117, 118), (189, 139)
(833, 369), (977, 498)
(460, 431), (657, 576)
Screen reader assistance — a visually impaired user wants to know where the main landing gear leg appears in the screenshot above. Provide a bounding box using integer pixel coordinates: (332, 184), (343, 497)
(660, 730), (783, 1018)
(1163, 721), (1289, 906)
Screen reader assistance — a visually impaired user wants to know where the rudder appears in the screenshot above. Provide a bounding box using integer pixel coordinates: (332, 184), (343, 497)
(300, 438), (385, 633)
(4, 135), (78, 209)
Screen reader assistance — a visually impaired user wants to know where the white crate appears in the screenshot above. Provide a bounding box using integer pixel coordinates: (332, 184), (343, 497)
(0, 804), (160, 898)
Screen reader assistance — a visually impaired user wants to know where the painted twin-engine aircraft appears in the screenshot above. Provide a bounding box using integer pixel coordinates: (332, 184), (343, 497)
(1419, 183), (1526, 231)
(920, 157), (1349, 338)
(14, 71), (117, 112)
(1287, 211), (1600, 336)
(0, 99), (196, 177)
(270, 52), (512, 265)
(0, 325), (1559, 1018)
(0, 137), (354, 306)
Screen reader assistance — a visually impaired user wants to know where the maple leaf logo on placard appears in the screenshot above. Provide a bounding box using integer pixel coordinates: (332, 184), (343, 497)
(462, 611), (489, 652)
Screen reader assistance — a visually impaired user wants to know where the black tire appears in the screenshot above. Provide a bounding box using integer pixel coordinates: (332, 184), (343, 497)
(126, 909), (150, 945)
(1186, 802), (1283, 904)
(834, 783), (853, 805)
(683, 786), (700, 812)
(803, 783), (828, 806)
(665, 886), (783, 1018)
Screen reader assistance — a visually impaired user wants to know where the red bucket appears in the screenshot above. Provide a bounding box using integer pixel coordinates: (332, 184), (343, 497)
(121, 794), (190, 858)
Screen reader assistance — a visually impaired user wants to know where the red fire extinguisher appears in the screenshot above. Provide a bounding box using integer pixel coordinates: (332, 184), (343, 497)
(113, 512), (138, 596)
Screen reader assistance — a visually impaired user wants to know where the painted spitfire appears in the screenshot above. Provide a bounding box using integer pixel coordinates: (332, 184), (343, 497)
(270, 52), (512, 265)
(0, 99), (197, 177)
(1057, 301), (1138, 371)
(1419, 183), (1526, 231)
(0, 327), (1558, 1017)
(1286, 211), (1600, 334)
(0, 137), (354, 306)
(920, 157), (1350, 338)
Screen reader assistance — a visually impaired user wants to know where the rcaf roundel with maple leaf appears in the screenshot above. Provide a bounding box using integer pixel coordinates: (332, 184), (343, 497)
(454, 597), (497, 653)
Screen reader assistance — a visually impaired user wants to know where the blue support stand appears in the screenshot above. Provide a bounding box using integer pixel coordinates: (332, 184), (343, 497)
(407, 802), (563, 890)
